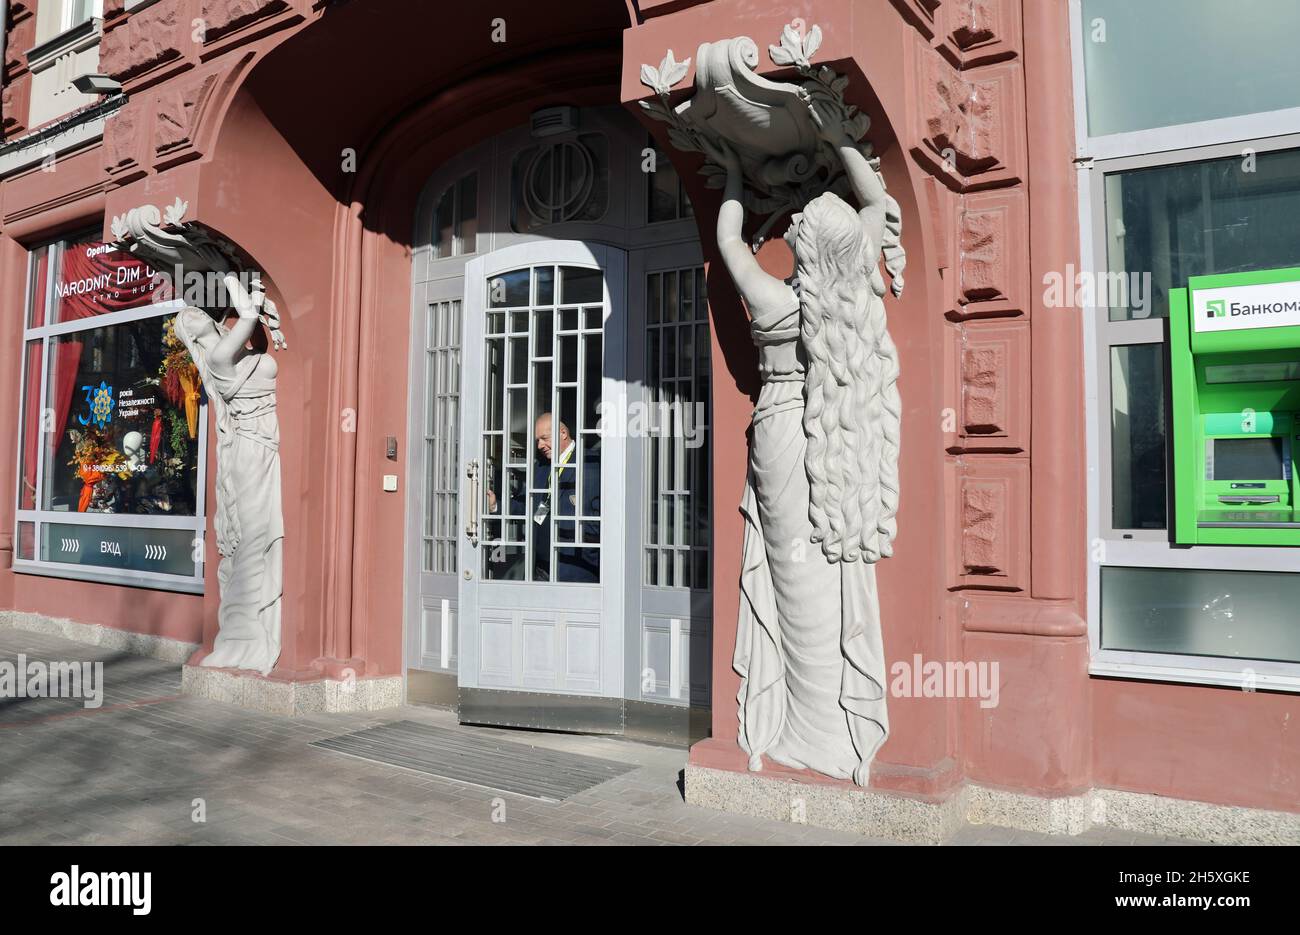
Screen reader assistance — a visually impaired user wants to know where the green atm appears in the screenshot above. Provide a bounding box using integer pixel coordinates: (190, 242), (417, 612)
(1171, 266), (1300, 546)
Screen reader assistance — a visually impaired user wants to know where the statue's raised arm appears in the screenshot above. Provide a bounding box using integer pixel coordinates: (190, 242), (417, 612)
(697, 134), (795, 315)
(808, 95), (905, 299)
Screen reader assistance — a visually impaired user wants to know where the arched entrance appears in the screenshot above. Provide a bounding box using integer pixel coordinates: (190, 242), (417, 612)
(403, 105), (712, 743)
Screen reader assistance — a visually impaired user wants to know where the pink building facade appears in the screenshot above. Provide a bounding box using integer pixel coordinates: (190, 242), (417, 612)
(1, 0), (1297, 841)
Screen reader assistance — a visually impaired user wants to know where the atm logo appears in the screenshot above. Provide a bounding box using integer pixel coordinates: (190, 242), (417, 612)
(1207, 299), (1226, 318)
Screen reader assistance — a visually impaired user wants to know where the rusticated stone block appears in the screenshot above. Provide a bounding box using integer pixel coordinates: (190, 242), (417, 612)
(953, 188), (1027, 319)
(103, 103), (149, 180)
(948, 319), (1028, 451)
(200, 0), (290, 42)
(2, 78), (30, 135)
(100, 1), (184, 82)
(961, 479), (1004, 575)
(944, 457), (1027, 590)
(4, 15), (34, 77)
(937, 0), (1021, 69)
(961, 344), (1003, 435)
(156, 72), (218, 155)
(908, 42), (1025, 191)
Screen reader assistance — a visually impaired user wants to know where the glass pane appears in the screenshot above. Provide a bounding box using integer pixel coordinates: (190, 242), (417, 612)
(17, 521), (35, 562)
(43, 315), (200, 516)
(434, 187), (454, 258)
(1110, 345), (1167, 530)
(647, 140), (683, 223)
(456, 173), (478, 253)
(27, 244), (49, 329)
(1081, 0), (1300, 137)
(561, 266), (602, 305)
(52, 236), (162, 323)
(485, 545), (525, 581)
(1102, 566), (1300, 662)
(582, 333), (602, 430)
(18, 340), (42, 510)
(1104, 148), (1300, 320)
(533, 308), (553, 357)
(647, 272), (661, 324)
(484, 339), (503, 429)
(535, 266), (554, 306)
(488, 268), (530, 308)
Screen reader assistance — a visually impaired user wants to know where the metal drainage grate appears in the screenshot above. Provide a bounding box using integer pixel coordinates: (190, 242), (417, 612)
(310, 720), (636, 802)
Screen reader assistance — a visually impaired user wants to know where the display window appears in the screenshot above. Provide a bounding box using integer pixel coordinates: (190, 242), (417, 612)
(13, 229), (206, 591)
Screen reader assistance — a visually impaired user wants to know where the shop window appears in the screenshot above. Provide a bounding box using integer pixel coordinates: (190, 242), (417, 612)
(646, 137), (693, 224)
(1104, 149), (1300, 321)
(432, 172), (478, 259)
(14, 230), (206, 591)
(644, 266), (710, 589)
(1081, 0), (1300, 137)
(1075, 0), (1300, 686)
(510, 134), (609, 232)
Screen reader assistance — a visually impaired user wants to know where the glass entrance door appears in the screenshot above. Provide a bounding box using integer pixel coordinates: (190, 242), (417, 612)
(457, 242), (626, 730)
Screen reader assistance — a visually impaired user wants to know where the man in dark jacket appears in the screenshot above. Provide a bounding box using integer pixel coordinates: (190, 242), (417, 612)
(487, 413), (600, 582)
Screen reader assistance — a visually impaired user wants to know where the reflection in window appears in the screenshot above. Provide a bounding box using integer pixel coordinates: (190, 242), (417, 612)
(1081, 0), (1300, 137)
(42, 315), (201, 517)
(423, 300), (461, 574)
(646, 136), (693, 223)
(433, 172), (478, 259)
(1104, 148), (1300, 320)
(1102, 566), (1300, 663)
(1110, 345), (1166, 530)
(511, 134), (609, 231)
(645, 267), (711, 589)
(481, 266), (603, 583)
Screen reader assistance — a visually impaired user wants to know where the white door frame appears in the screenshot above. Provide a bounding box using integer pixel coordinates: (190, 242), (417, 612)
(458, 240), (627, 708)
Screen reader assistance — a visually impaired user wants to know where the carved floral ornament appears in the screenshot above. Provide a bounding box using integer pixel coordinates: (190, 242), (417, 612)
(110, 197), (286, 348)
(640, 22), (878, 245)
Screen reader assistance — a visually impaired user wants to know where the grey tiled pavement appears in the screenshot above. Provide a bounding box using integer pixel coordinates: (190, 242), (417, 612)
(0, 627), (1203, 846)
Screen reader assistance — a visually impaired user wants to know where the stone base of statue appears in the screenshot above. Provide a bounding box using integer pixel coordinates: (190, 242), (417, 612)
(685, 738), (965, 844)
(180, 663), (402, 716)
(685, 738), (1300, 844)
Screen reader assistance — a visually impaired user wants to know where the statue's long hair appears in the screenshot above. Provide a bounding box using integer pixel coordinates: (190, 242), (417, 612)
(796, 190), (905, 563)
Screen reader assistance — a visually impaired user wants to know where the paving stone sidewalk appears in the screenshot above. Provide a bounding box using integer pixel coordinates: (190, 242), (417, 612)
(0, 627), (1203, 846)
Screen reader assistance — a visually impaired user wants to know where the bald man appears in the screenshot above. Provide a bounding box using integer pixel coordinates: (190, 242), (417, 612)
(486, 413), (600, 582)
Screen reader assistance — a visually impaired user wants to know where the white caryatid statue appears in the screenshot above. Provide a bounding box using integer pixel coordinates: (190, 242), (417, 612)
(112, 201), (286, 677)
(643, 24), (906, 786)
(173, 275), (284, 676)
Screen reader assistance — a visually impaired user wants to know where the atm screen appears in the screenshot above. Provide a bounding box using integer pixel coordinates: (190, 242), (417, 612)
(1212, 437), (1286, 480)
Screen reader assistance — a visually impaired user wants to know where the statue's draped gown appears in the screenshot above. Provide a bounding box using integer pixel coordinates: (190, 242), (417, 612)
(734, 286), (889, 783)
(201, 348), (283, 676)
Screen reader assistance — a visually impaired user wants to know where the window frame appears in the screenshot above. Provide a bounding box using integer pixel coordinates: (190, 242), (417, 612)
(1072, 0), (1300, 691)
(12, 232), (208, 594)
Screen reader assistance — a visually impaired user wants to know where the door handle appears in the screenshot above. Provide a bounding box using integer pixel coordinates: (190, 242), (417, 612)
(465, 459), (480, 546)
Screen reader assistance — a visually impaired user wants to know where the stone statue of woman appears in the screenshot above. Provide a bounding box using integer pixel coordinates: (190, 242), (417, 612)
(705, 97), (906, 786)
(174, 272), (284, 677)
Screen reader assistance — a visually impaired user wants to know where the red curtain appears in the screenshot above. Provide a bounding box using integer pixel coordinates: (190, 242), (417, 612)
(19, 343), (41, 509)
(54, 241), (158, 322)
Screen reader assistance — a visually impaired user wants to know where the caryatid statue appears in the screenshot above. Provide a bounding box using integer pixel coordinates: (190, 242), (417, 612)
(113, 200), (287, 677)
(642, 24), (906, 785)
